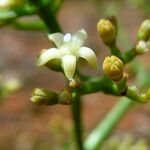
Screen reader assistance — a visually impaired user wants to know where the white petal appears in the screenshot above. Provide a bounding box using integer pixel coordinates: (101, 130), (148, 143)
(64, 33), (72, 42)
(62, 55), (76, 80)
(48, 33), (64, 48)
(79, 47), (98, 68)
(72, 29), (87, 46)
(37, 48), (60, 66)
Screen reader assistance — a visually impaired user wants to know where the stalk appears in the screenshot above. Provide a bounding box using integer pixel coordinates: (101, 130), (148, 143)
(84, 97), (135, 150)
(28, 1), (83, 148)
(71, 96), (84, 150)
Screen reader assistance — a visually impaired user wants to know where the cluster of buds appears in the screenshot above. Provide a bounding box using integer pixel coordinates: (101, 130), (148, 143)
(31, 88), (58, 105)
(31, 88), (73, 105)
(97, 18), (126, 84)
(31, 17), (150, 105)
(135, 19), (150, 54)
(126, 86), (150, 103)
(31, 29), (99, 105)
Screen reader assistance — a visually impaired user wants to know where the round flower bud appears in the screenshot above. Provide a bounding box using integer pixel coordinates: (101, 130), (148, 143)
(103, 55), (124, 81)
(36, 49), (62, 72)
(31, 88), (58, 105)
(135, 40), (149, 54)
(58, 90), (72, 105)
(97, 19), (116, 44)
(137, 19), (150, 41)
(46, 58), (62, 72)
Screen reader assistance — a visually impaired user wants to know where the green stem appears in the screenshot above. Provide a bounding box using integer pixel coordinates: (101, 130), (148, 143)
(109, 44), (124, 61)
(29, 0), (62, 33)
(109, 45), (137, 64)
(71, 96), (84, 150)
(28, 1), (83, 149)
(11, 20), (47, 31)
(0, 4), (37, 26)
(126, 86), (150, 103)
(74, 76), (120, 96)
(84, 97), (135, 150)
(123, 48), (137, 64)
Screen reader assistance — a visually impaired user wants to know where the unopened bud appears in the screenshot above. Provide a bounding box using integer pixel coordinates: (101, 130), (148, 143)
(46, 58), (62, 72)
(103, 55), (124, 81)
(36, 49), (62, 72)
(137, 19), (150, 41)
(127, 86), (148, 103)
(58, 90), (72, 105)
(97, 19), (116, 45)
(69, 75), (81, 88)
(126, 85), (138, 100)
(31, 88), (58, 105)
(135, 40), (149, 54)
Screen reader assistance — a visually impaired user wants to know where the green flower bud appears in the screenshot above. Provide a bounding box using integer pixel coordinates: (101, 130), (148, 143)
(135, 40), (149, 54)
(126, 86), (149, 103)
(137, 19), (150, 41)
(103, 55), (124, 81)
(37, 49), (62, 72)
(31, 88), (58, 105)
(46, 58), (62, 72)
(58, 90), (72, 105)
(126, 85), (139, 101)
(0, 0), (25, 10)
(97, 19), (116, 45)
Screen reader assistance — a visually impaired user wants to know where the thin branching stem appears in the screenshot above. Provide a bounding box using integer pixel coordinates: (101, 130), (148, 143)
(29, 0), (61, 33)
(28, 1), (84, 149)
(72, 96), (84, 150)
(84, 97), (135, 150)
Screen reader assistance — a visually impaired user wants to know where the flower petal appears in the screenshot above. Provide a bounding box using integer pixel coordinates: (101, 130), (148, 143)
(64, 33), (72, 42)
(62, 55), (76, 80)
(36, 48), (60, 66)
(48, 33), (64, 48)
(72, 29), (87, 46)
(79, 47), (98, 68)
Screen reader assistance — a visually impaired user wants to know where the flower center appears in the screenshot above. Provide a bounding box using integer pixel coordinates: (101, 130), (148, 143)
(60, 44), (71, 56)
(64, 33), (72, 43)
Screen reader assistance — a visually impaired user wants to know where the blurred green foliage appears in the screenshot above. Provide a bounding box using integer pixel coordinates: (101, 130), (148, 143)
(102, 134), (150, 150)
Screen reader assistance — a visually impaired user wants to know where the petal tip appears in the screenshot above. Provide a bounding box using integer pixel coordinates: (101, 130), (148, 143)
(36, 57), (44, 66)
(62, 55), (76, 80)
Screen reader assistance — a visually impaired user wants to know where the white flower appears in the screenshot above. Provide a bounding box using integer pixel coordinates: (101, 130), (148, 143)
(37, 29), (98, 80)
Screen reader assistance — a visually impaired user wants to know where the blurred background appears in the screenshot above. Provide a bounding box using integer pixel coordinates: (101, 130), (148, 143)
(0, 0), (150, 149)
